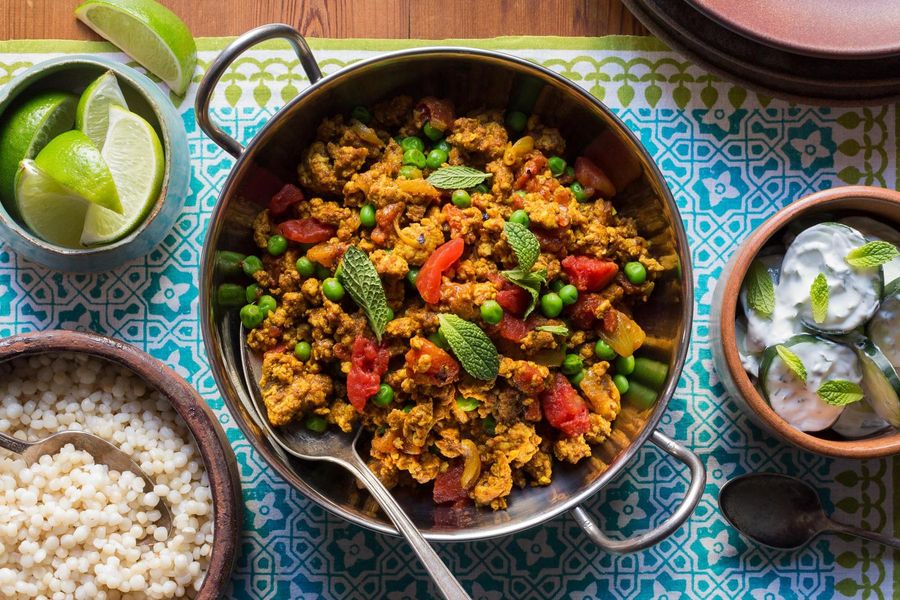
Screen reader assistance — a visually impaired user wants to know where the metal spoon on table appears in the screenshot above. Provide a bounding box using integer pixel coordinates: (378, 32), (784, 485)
(718, 473), (900, 550)
(240, 345), (471, 600)
(0, 430), (173, 536)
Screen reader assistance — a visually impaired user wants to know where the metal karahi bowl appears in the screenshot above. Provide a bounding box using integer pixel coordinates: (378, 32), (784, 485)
(197, 24), (704, 549)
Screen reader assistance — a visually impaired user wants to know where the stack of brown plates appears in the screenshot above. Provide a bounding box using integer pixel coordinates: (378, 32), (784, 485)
(624, 0), (900, 104)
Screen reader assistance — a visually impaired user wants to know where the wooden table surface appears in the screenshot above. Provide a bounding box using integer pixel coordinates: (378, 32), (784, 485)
(3, 0), (647, 40)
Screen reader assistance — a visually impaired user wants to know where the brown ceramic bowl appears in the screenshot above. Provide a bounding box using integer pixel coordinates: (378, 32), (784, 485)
(0, 330), (242, 598)
(711, 186), (900, 458)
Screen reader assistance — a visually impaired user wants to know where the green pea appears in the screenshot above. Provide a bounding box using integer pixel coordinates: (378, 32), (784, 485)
(509, 210), (530, 227)
(423, 121), (443, 141)
(568, 369), (585, 387)
(315, 264), (331, 279)
(322, 278), (345, 301)
(385, 306), (395, 321)
(216, 283), (245, 307)
(565, 165), (575, 178)
(257, 295), (277, 316)
(245, 283), (261, 304)
(473, 183), (490, 194)
(296, 256), (315, 277)
(400, 136), (425, 153)
(215, 251), (246, 277)
(403, 148), (427, 169)
(594, 339), (617, 361)
(612, 374), (630, 395)
(373, 384), (394, 407)
(480, 300), (503, 325)
(615, 354), (636, 376)
(428, 331), (448, 349)
(559, 284), (578, 305)
(550, 279), (565, 293)
(435, 139), (451, 153)
(456, 397), (480, 411)
(570, 182), (589, 203)
(351, 105), (371, 124)
(505, 110), (527, 133)
(241, 255), (263, 277)
(548, 156), (567, 177)
(403, 405), (413, 413)
(406, 267), (420, 286)
(267, 234), (287, 256)
(358, 204), (377, 228)
(515, 190), (527, 198)
(451, 189), (471, 208)
(305, 415), (327, 432)
(624, 261), (647, 285)
(294, 341), (312, 361)
(239, 304), (264, 329)
(540, 293), (563, 318)
(426, 148), (448, 170)
(561, 354), (583, 375)
(482, 415), (497, 435)
(398, 165), (422, 180)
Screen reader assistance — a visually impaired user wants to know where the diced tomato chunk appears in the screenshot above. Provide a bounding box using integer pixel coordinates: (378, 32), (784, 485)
(278, 218), (336, 244)
(347, 336), (390, 412)
(416, 238), (465, 304)
(268, 184), (304, 217)
(405, 338), (460, 386)
(540, 374), (591, 437)
(496, 285), (531, 316)
(514, 154), (548, 190)
(433, 461), (468, 504)
(415, 97), (455, 132)
(531, 226), (565, 254)
(496, 312), (530, 343)
(568, 293), (603, 329)
(561, 255), (618, 292)
(574, 156), (616, 199)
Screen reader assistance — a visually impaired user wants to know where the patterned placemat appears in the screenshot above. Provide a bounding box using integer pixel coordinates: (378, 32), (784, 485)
(0, 35), (897, 599)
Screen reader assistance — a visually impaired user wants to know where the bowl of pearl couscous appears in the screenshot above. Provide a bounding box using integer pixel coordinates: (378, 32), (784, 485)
(0, 330), (241, 599)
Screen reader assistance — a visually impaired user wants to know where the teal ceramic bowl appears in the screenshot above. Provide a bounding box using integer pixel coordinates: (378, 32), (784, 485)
(0, 55), (189, 272)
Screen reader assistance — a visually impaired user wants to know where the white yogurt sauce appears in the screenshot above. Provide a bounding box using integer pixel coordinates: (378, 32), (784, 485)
(779, 223), (880, 333)
(841, 216), (900, 284)
(868, 292), (900, 369)
(765, 339), (860, 431)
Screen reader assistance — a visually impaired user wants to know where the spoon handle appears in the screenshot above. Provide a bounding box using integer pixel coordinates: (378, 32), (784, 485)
(0, 431), (31, 455)
(827, 519), (900, 549)
(348, 453), (472, 600)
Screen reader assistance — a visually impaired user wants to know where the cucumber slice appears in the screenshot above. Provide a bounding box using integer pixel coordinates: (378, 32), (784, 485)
(740, 252), (803, 354)
(854, 338), (900, 428)
(831, 398), (892, 439)
(759, 334), (858, 432)
(840, 216), (900, 284)
(867, 281), (899, 370)
(779, 223), (881, 335)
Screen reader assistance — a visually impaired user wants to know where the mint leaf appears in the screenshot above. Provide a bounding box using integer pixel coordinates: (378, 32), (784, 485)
(775, 344), (807, 383)
(846, 241), (900, 268)
(426, 166), (491, 190)
(744, 260), (775, 317)
(501, 268), (547, 318)
(810, 273), (829, 324)
(338, 246), (391, 342)
(504, 222), (541, 271)
(535, 324), (569, 336)
(817, 380), (864, 406)
(438, 314), (499, 380)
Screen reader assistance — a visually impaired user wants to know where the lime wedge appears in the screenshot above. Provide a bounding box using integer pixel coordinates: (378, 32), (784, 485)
(15, 160), (90, 248)
(76, 71), (127, 148)
(0, 91), (77, 206)
(33, 130), (122, 214)
(74, 0), (197, 95)
(81, 105), (164, 245)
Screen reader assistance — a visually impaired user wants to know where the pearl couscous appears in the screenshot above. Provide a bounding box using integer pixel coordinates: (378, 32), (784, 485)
(0, 353), (213, 599)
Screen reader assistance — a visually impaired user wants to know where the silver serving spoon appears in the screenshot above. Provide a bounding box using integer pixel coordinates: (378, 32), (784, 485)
(719, 473), (900, 550)
(0, 430), (173, 537)
(241, 345), (471, 600)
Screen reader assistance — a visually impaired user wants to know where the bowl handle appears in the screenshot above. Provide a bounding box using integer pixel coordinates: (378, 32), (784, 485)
(569, 430), (705, 553)
(195, 24), (323, 158)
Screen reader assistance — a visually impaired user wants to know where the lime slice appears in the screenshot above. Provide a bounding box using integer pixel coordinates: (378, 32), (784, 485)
(15, 159), (90, 248)
(76, 71), (127, 148)
(33, 130), (122, 214)
(81, 105), (164, 245)
(74, 0), (197, 95)
(0, 91), (77, 206)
